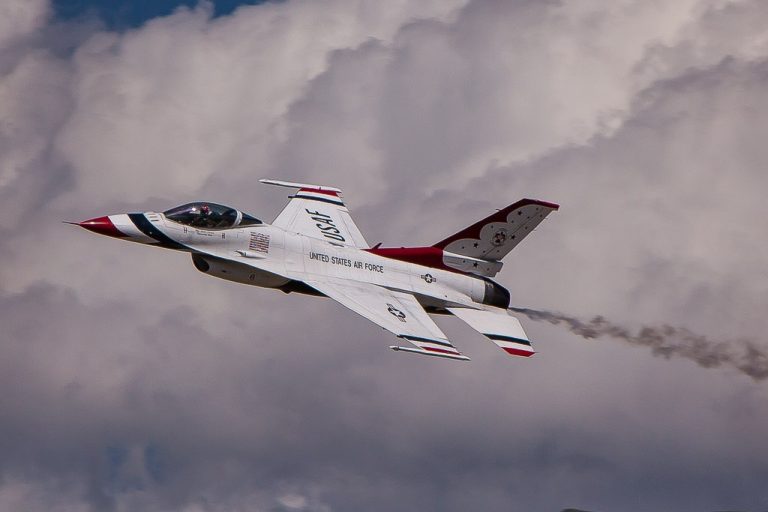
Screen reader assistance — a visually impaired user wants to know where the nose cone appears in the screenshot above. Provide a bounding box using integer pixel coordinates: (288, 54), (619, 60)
(78, 216), (127, 238)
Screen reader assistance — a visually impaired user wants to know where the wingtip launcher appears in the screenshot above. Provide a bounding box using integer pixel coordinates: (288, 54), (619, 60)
(389, 345), (471, 361)
(259, 179), (342, 194)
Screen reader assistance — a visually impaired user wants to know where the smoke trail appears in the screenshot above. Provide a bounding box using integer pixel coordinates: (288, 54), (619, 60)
(509, 307), (768, 381)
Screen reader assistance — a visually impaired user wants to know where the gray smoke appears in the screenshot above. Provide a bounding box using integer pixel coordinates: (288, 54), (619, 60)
(509, 307), (768, 382)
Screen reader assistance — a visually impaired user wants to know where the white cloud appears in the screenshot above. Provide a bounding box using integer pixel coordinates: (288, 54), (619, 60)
(0, 478), (89, 512)
(1, 1), (768, 511)
(277, 493), (307, 509)
(0, 0), (49, 48)
(53, 0), (467, 206)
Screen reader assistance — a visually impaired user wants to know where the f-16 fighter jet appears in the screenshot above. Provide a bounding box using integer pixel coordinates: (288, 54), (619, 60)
(75, 180), (558, 361)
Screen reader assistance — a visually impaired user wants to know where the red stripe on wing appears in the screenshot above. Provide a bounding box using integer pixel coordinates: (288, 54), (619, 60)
(502, 347), (535, 357)
(299, 187), (340, 197)
(422, 346), (461, 356)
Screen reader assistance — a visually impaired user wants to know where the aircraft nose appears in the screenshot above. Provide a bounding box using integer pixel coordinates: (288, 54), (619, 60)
(77, 216), (127, 238)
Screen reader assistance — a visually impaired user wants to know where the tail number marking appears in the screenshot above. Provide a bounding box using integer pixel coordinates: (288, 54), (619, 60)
(305, 209), (346, 242)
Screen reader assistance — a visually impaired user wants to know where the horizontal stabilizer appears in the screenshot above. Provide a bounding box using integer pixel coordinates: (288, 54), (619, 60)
(448, 307), (535, 357)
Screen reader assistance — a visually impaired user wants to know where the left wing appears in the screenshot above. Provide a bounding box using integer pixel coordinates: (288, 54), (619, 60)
(260, 179), (369, 248)
(305, 278), (470, 361)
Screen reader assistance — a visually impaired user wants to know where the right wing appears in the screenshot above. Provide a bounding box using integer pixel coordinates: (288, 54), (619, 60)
(305, 278), (470, 361)
(260, 179), (369, 248)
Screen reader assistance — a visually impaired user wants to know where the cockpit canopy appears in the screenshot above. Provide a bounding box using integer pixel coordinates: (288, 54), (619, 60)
(163, 202), (262, 230)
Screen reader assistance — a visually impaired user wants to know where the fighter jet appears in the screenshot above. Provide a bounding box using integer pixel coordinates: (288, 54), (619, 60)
(75, 180), (558, 361)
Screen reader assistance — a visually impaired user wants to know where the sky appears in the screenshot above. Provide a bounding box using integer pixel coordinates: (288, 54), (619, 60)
(52, 0), (269, 29)
(1, 1), (768, 511)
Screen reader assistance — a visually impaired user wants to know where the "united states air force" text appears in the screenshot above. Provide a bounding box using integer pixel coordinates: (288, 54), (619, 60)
(309, 251), (383, 273)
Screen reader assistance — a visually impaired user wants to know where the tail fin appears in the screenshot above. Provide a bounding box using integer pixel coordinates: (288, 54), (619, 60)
(366, 199), (558, 278)
(434, 199), (559, 264)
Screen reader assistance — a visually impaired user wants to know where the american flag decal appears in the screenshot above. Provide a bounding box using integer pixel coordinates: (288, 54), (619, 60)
(249, 232), (270, 253)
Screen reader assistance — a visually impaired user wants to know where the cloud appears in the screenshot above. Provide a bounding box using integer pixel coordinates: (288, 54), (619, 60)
(2, 1), (768, 511)
(0, 0), (49, 49)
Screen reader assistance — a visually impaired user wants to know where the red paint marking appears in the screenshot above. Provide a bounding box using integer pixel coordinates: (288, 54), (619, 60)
(534, 200), (560, 209)
(298, 187), (340, 197)
(365, 246), (461, 273)
(422, 346), (460, 356)
(433, 198), (559, 249)
(78, 216), (128, 238)
(502, 347), (535, 357)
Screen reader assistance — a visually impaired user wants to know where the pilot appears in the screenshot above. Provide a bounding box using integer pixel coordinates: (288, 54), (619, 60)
(188, 204), (211, 228)
(197, 204), (213, 228)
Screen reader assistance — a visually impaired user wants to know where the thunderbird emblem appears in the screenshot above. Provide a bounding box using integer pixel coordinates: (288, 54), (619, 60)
(491, 228), (508, 246)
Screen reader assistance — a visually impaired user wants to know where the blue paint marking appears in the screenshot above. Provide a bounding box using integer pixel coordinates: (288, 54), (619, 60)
(485, 334), (532, 346)
(128, 213), (190, 251)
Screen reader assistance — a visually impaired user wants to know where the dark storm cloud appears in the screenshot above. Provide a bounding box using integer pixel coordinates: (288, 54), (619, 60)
(0, 284), (628, 512)
(3, 1), (768, 511)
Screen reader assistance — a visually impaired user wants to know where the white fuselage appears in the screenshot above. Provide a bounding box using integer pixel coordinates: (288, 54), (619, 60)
(122, 212), (490, 310)
(76, 190), (546, 361)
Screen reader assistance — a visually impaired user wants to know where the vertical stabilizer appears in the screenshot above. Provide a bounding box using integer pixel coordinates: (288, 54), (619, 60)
(434, 199), (559, 262)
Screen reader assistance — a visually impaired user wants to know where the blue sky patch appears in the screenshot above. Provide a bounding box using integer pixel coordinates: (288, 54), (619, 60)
(53, 0), (270, 29)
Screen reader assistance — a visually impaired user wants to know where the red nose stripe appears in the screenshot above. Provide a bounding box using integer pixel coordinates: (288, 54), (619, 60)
(79, 216), (127, 238)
